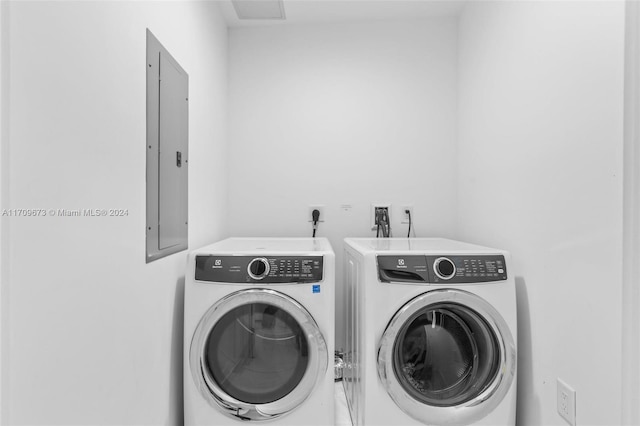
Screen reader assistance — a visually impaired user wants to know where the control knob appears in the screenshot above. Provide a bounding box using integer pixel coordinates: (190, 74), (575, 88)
(433, 257), (456, 280)
(248, 258), (270, 280)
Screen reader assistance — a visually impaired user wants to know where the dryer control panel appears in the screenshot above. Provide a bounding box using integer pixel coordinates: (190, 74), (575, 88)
(195, 255), (324, 284)
(378, 255), (507, 284)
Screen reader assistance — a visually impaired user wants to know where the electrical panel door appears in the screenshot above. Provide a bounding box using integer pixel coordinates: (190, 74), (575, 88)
(146, 30), (188, 262)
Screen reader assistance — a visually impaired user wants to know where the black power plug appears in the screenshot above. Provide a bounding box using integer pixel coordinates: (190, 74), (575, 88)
(312, 209), (320, 237)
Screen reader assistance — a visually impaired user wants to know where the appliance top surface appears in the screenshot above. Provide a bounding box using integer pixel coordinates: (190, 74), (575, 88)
(344, 237), (505, 254)
(193, 237), (334, 255)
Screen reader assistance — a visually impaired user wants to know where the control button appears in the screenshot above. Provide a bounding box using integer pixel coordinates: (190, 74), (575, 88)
(498, 268), (504, 274)
(433, 257), (456, 280)
(248, 258), (270, 280)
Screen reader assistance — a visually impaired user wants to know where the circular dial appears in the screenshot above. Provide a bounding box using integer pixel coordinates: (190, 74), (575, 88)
(433, 257), (456, 280)
(248, 258), (270, 280)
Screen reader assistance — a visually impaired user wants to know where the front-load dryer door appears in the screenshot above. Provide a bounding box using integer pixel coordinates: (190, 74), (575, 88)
(377, 289), (516, 425)
(190, 289), (328, 421)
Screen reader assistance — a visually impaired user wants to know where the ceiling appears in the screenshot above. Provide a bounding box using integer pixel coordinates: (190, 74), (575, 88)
(219, 0), (468, 27)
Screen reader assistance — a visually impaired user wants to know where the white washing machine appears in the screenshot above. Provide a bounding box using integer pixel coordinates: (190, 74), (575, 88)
(343, 238), (517, 426)
(184, 238), (335, 426)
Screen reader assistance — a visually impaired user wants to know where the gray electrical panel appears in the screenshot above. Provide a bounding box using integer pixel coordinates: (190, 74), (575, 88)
(146, 29), (188, 263)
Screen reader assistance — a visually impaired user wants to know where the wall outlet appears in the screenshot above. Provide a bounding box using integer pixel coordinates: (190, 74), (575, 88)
(557, 378), (576, 425)
(371, 204), (391, 229)
(308, 205), (325, 222)
(400, 205), (413, 224)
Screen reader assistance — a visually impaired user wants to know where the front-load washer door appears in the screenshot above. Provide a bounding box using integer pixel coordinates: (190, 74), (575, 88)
(377, 289), (516, 425)
(190, 288), (328, 421)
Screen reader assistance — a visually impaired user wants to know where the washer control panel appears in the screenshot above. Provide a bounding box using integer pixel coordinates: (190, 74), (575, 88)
(195, 255), (324, 283)
(378, 254), (507, 284)
(426, 255), (507, 283)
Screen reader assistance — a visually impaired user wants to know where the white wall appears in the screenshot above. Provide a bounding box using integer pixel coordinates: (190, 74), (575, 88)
(0, 0), (8, 423)
(623, 3), (640, 423)
(227, 19), (459, 349)
(458, 2), (624, 425)
(4, 1), (227, 424)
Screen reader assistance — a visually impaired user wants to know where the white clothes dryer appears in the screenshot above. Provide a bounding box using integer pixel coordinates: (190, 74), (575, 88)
(343, 238), (516, 426)
(184, 238), (335, 426)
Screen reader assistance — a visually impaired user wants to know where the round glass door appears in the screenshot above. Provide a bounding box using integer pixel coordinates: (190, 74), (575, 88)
(206, 302), (309, 404)
(190, 289), (328, 421)
(377, 289), (515, 425)
(394, 303), (499, 406)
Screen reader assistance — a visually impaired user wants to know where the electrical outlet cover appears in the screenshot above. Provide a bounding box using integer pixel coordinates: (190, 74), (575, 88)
(557, 378), (576, 426)
(400, 205), (413, 224)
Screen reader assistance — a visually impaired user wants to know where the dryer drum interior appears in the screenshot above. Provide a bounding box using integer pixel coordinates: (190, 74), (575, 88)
(204, 302), (310, 404)
(392, 302), (501, 407)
